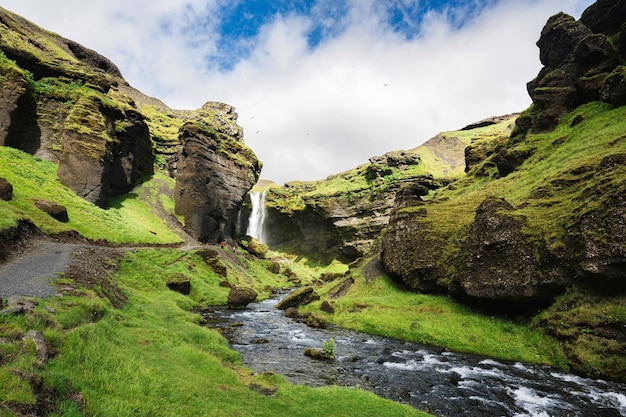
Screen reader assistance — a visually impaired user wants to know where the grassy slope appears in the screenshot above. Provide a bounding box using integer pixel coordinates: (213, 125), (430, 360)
(301, 261), (567, 368)
(0, 144), (424, 416)
(265, 116), (515, 208)
(0, 146), (182, 244)
(0, 248), (426, 417)
(5, 102), (625, 413)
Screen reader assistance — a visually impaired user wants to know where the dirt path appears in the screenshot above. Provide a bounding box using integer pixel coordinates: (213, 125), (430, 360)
(0, 239), (83, 298)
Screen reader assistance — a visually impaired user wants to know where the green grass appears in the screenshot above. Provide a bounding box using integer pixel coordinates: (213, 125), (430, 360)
(0, 146), (182, 244)
(0, 248), (429, 417)
(301, 261), (568, 369)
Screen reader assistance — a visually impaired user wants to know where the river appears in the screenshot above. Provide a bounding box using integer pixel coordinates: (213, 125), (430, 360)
(203, 292), (626, 417)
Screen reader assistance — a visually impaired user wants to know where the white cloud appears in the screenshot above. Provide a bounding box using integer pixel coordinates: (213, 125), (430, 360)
(1, 0), (596, 184)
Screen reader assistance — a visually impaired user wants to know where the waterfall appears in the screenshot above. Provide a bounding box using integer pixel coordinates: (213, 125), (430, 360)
(246, 191), (267, 243)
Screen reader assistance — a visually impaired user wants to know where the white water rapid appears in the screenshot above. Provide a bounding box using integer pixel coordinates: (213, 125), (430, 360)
(246, 191), (267, 243)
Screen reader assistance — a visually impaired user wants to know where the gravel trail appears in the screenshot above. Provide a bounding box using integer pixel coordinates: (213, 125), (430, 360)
(0, 239), (83, 298)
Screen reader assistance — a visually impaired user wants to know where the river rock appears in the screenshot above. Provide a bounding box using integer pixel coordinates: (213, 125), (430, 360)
(275, 287), (320, 310)
(227, 287), (258, 308)
(304, 348), (328, 360)
(284, 307), (300, 318)
(0, 177), (13, 201)
(34, 200), (69, 222)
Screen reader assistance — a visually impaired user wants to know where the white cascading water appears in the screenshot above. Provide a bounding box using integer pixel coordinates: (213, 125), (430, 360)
(246, 191), (267, 243)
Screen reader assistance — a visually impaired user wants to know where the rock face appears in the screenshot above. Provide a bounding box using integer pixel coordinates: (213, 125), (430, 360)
(380, 204), (447, 293)
(449, 197), (570, 312)
(0, 6), (260, 240)
(174, 107), (261, 243)
(515, 0), (626, 135)
(0, 6), (155, 207)
(262, 154), (449, 264)
(575, 157), (626, 282)
(258, 116), (515, 263)
(56, 96), (154, 206)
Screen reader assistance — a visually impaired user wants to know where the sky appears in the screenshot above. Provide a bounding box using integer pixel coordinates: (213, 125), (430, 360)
(1, 0), (595, 184)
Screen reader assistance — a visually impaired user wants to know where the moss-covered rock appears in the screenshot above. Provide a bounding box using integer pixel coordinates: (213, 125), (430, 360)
(275, 287), (320, 310)
(516, 1), (626, 136)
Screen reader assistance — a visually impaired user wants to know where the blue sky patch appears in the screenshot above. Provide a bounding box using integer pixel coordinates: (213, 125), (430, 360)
(205, 0), (493, 70)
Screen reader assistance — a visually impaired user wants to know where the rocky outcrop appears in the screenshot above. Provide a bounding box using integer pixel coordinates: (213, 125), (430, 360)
(263, 170), (446, 264)
(381, 204), (449, 293)
(377, 1), (626, 380)
(259, 116), (515, 263)
(449, 197), (570, 312)
(174, 107), (261, 243)
(515, 0), (626, 135)
(56, 96), (154, 206)
(0, 6), (154, 207)
(1, 6), (259, 229)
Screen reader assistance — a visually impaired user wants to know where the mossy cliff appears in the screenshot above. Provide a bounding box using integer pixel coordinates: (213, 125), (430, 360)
(262, 0), (626, 382)
(382, 0), (626, 381)
(257, 115), (516, 264)
(0, 6), (260, 242)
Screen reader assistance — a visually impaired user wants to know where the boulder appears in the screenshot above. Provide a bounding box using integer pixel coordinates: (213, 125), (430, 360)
(245, 238), (269, 259)
(450, 197), (570, 313)
(227, 287), (258, 308)
(22, 330), (48, 365)
(174, 113), (261, 243)
(166, 274), (191, 295)
(0, 177), (13, 201)
(275, 287), (320, 310)
(328, 278), (355, 299)
(34, 200), (69, 222)
(320, 301), (335, 314)
(195, 248), (228, 277)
